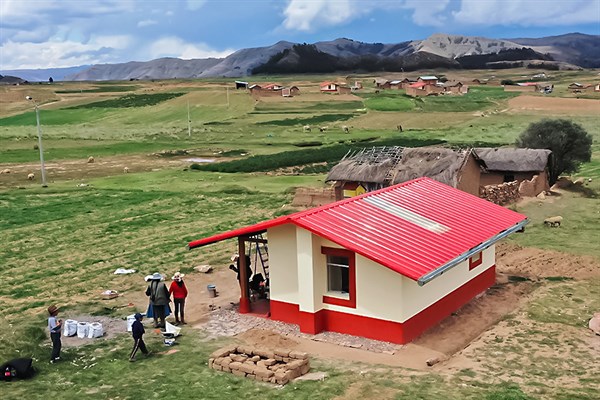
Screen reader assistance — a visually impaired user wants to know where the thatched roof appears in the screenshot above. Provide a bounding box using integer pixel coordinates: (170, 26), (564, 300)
(326, 146), (474, 187)
(475, 148), (551, 172)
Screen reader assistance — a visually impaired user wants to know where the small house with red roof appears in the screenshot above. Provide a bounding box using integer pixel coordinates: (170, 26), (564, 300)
(188, 178), (528, 344)
(320, 82), (339, 92)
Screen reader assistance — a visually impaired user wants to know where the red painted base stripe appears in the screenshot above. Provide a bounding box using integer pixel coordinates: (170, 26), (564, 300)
(269, 266), (496, 344)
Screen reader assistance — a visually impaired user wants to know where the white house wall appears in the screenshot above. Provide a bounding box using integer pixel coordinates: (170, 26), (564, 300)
(267, 224), (299, 305)
(400, 245), (496, 321)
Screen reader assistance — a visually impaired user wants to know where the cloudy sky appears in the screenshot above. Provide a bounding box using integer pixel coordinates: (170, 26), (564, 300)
(1, 0), (599, 70)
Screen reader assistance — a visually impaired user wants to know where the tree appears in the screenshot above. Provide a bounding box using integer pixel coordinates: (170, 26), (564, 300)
(516, 118), (592, 184)
(48, 77), (54, 83)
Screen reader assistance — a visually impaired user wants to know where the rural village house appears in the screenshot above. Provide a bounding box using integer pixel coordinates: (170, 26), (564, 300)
(188, 178), (528, 344)
(248, 83), (300, 98)
(320, 81), (351, 94)
(325, 146), (551, 201)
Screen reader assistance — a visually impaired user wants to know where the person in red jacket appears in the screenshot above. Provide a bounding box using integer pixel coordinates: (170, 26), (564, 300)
(169, 272), (188, 325)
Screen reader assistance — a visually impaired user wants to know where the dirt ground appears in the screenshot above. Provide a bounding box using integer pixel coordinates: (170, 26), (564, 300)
(508, 95), (600, 115)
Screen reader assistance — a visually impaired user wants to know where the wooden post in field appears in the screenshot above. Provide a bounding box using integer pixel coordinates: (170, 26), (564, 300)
(187, 100), (191, 137)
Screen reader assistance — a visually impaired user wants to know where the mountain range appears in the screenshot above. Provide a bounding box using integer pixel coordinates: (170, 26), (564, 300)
(2, 33), (598, 82)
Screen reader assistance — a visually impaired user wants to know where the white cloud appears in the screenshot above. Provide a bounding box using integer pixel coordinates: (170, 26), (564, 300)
(186, 0), (207, 11)
(137, 19), (158, 28)
(453, 0), (600, 26)
(0, 35), (133, 69)
(282, 0), (356, 31)
(149, 37), (234, 59)
(404, 0), (451, 27)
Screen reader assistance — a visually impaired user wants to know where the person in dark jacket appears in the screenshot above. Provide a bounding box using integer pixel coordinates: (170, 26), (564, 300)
(145, 272), (170, 328)
(129, 313), (149, 362)
(169, 272), (188, 325)
(229, 254), (252, 289)
(47, 305), (62, 364)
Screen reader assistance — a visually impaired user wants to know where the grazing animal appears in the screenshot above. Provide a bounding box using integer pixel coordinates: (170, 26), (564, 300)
(397, 124), (403, 132)
(543, 216), (563, 227)
(0, 168), (10, 174)
(303, 125), (311, 132)
(123, 167), (129, 173)
(319, 126), (327, 132)
(87, 156), (95, 163)
(27, 173), (35, 180)
(342, 125), (350, 133)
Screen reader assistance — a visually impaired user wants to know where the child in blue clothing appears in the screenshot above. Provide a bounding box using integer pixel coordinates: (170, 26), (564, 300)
(47, 305), (62, 363)
(129, 313), (149, 362)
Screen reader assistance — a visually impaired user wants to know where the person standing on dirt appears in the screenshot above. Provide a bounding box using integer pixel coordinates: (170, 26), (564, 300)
(47, 305), (62, 363)
(229, 254), (252, 289)
(145, 273), (170, 328)
(169, 272), (188, 325)
(129, 313), (149, 362)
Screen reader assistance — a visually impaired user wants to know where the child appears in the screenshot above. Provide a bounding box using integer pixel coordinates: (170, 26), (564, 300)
(47, 305), (62, 363)
(129, 313), (149, 362)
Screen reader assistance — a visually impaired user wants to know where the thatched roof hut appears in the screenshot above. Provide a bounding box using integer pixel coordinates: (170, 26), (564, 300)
(326, 146), (479, 188)
(474, 148), (551, 172)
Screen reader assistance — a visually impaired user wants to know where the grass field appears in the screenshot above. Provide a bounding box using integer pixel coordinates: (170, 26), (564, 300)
(1, 70), (599, 399)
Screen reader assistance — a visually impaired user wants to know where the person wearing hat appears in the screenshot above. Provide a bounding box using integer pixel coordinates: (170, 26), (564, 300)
(47, 305), (62, 363)
(129, 313), (149, 362)
(169, 272), (188, 325)
(144, 273), (170, 328)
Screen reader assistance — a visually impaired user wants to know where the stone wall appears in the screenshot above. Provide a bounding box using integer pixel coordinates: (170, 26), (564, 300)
(480, 181), (520, 205)
(209, 345), (310, 385)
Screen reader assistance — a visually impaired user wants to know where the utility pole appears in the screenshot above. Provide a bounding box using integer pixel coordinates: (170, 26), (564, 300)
(226, 87), (230, 108)
(26, 96), (47, 187)
(187, 100), (191, 137)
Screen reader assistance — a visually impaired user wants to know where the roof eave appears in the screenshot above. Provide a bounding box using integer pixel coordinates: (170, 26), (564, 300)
(416, 218), (529, 286)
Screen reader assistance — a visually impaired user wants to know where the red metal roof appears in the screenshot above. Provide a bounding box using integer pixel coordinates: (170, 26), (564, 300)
(409, 82), (427, 88)
(188, 178), (527, 282)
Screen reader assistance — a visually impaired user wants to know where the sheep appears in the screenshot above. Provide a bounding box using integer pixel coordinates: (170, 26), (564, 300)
(543, 216), (563, 227)
(27, 173), (35, 180)
(87, 156), (95, 163)
(123, 167), (129, 173)
(303, 125), (311, 132)
(0, 168), (10, 174)
(319, 126), (327, 132)
(342, 125), (350, 133)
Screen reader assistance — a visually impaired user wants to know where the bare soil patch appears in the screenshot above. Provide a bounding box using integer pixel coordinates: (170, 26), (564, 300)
(508, 95), (600, 115)
(52, 314), (126, 348)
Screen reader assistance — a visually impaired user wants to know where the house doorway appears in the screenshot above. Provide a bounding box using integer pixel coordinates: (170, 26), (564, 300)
(238, 233), (271, 317)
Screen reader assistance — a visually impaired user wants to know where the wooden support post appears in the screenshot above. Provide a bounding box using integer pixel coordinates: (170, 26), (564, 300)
(238, 237), (250, 313)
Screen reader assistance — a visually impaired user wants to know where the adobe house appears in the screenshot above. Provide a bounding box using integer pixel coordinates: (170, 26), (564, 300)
(443, 81), (469, 95)
(320, 82), (339, 92)
(235, 81), (249, 89)
(373, 78), (390, 88)
(417, 75), (438, 85)
(475, 147), (552, 195)
(188, 178), (528, 344)
(326, 146), (484, 199)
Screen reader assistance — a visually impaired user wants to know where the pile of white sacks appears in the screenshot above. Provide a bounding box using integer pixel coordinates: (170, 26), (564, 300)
(63, 320), (104, 339)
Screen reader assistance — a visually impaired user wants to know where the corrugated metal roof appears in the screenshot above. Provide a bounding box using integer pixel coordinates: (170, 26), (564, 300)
(188, 178), (527, 282)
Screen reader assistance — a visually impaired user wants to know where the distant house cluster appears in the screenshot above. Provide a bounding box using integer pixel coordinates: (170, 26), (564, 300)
(235, 81), (300, 98)
(373, 76), (469, 97)
(568, 82), (600, 93)
(319, 81), (362, 94)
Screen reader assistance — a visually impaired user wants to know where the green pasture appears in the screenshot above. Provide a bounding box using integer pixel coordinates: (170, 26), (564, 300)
(0, 72), (599, 399)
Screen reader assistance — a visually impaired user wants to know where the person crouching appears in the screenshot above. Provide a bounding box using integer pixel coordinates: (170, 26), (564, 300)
(129, 313), (149, 362)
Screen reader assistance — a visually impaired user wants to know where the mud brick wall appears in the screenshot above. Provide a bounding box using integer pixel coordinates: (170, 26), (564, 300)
(292, 187), (336, 207)
(480, 181), (520, 205)
(209, 345), (311, 385)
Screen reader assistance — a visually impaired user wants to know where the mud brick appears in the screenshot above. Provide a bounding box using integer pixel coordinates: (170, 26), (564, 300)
(239, 363), (255, 374)
(221, 357), (232, 367)
(210, 345), (237, 359)
(274, 371), (289, 385)
(229, 361), (242, 371)
(269, 363), (284, 371)
(250, 355), (261, 362)
(274, 355), (283, 361)
(256, 360), (267, 368)
(300, 363), (311, 375)
(283, 357), (292, 363)
(286, 368), (301, 380)
(254, 367), (274, 379)
(221, 365), (231, 373)
(232, 369), (246, 377)
(208, 358), (214, 369)
(269, 376), (277, 384)
(274, 349), (290, 357)
(230, 354), (248, 363)
(254, 349), (275, 359)
(264, 358), (277, 366)
(236, 345), (252, 355)
(289, 350), (308, 360)
(287, 359), (308, 370)
(213, 357), (224, 366)
(213, 364), (222, 371)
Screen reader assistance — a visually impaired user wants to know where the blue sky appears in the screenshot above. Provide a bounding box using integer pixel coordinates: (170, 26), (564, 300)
(1, 0), (599, 70)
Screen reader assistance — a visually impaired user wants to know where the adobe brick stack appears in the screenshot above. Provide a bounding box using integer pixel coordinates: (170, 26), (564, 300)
(208, 345), (310, 385)
(480, 181), (520, 205)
